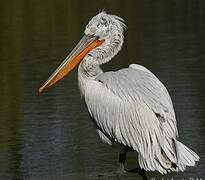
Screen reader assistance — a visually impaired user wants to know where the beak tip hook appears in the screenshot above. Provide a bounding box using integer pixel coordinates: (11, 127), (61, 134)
(38, 86), (44, 95)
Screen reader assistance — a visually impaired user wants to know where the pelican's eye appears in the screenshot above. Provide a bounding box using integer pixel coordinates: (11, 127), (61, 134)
(90, 27), (96, 34)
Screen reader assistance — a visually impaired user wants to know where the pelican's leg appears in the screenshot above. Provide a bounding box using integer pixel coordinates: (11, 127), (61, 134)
(117, 150), (127, 174)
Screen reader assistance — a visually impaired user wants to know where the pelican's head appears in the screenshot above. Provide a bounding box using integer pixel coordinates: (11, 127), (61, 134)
(39, 11), (125, 93)
(84, 11), (125, 41)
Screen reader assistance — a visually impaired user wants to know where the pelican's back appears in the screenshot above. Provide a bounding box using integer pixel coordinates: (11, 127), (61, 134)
(83, 64), (199, 174)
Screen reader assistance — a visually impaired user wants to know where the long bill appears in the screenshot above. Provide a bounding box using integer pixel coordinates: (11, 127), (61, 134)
(38, 35), (104, 93)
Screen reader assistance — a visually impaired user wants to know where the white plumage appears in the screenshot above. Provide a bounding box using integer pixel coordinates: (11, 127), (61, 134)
(78, 11), (199, 174)
(40, 11), (199, 175)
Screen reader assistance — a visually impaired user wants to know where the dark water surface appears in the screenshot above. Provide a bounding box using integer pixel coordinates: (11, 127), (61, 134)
(0, 0), (205, 179)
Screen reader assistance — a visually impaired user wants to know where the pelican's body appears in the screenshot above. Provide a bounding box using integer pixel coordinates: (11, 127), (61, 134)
(39, 12), (199, 174)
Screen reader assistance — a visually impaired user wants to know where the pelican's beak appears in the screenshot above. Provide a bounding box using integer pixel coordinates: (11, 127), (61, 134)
(38, 35), (104, 93)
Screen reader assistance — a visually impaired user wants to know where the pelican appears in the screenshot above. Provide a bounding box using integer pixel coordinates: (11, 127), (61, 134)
(39, 11), (199, 174)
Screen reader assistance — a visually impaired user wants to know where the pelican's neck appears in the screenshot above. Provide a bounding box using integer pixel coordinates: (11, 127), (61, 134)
(78, 61), (103, 96)
(78, 27), (124, 96)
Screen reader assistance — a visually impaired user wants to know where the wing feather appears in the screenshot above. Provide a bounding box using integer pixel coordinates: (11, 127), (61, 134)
(84, 64), (179, 173)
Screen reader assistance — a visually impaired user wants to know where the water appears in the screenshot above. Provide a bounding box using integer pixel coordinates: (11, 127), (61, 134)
(0, 0), (205, 179)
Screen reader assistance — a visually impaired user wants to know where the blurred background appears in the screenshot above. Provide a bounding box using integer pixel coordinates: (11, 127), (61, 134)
(0, 0), (204, 179)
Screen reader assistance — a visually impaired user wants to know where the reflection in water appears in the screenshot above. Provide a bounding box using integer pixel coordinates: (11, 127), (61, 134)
(0, 0), (204, 179)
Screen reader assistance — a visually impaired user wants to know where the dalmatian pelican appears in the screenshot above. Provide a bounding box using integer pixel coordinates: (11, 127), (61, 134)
(39, 11), (199, 175)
